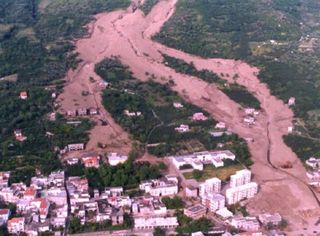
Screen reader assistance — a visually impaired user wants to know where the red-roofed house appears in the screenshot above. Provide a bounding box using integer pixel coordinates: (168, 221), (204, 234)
(19, 91), (28, 100)
(31, 198), (50, 223)
(14, 130), (27, 142)
(0, 209), (10, 225)
(23, 187), (37, 200)
(81, 156), (100, 168)
(7, 217), (24, 234)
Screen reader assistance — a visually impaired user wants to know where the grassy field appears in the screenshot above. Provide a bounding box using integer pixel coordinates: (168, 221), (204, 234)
(183, 164), (243, 182)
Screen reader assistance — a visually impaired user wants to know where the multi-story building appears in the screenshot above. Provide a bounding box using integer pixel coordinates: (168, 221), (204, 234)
(139, 176), (178, 197)
(184, 204), (206, 219)
(132, 196), (167, 216)
(199, 177), (221, 197)
(226, 182), (258, 205)
(7, 217), (25, 234)
(201, 193), (225, 212)
(258, 213), (282, 226)
(134, 217), (179, 230)
(230, 169), (252, 188)
(228, 216), (260, 231)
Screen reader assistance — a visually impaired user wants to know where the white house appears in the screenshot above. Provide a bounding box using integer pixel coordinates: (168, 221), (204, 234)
(107, 153), (128, 166)
(215, 122), (226, 129)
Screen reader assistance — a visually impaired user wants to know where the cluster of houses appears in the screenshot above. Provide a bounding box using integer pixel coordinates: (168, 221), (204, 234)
(305, 157), (320, 188)
(66, 107), (99, 117)
(175, 112), (208, 133)
(65, 152), (128, 168)
(170, 150), (236, 170)
(0, 171), (67, 235)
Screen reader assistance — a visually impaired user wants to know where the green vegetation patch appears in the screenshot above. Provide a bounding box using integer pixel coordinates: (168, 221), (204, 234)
(222, 84), (261, 109)
(140, 0), (159, 15)
(183, 164), (244, 182)
(163, 54), (223, 84)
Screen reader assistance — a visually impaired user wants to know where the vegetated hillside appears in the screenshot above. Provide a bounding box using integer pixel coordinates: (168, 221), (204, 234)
(96, 58), (252, 166)
(155, 0), (320, 161)
(0, 0), (130, 184)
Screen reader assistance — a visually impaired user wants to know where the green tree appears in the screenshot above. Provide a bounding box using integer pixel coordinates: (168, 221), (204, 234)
(153, 227), (165, 236)
(192, 169), (203, 180)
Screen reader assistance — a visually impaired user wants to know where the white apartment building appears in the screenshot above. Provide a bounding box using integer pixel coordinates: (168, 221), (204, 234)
(201, 193), (225, 212)
(230, 169), (252, 188)
(199, 177), (221, 196)
(134, 216), (179, 230)
(139, 176), (178, 197)
(226, 182), (258, 204)
(229, 216), (260, 231)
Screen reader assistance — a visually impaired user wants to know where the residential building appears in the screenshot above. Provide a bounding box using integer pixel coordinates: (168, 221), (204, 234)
(20, 91), (28, 100)
(81, 155), (100, 168)
(66, 110), (77, 117)
(230, 169), (252, 188)
(7, 217), (25, 234)
(124, 110), (142, 117)
(24, 187), (37, 201)
(139, 176), (178, 197)
(30, 198), (50, 223)
(132, 196), (167, 216)
(306, 157), (320, 169)
(107, 153), (128, 166)
(215, 207), (233, 219)
(134, 216), (179, 230)
(77, 108), (88, 116)
(192, 112), (208, 121)
(288, 97), (295, 106)
(201, 193), (225, 212)
(0, 172), (10, 188)
(14, 129), (27, 142)
(215, 122), (226, 129)
(228, 216), (260, 231)
(0, 209), (10, 226)
(199, 177), (221, 196)
(89, 108), (98, 115)
(175, 124), (190, 133)
(173, 102), (184, 108)
(185, 185), (198, 198)
(184, 204), (206, 219)
(226, 182), (258, 204)
(244, 116), (255, 125)
(66, 158), (79, 165)
(258, 213), (282, 226)
(67, 143), (85, 152)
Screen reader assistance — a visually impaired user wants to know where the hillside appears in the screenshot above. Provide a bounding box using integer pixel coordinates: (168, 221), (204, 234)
(155, 0), (320, 161)
(0, 0), (130, 183)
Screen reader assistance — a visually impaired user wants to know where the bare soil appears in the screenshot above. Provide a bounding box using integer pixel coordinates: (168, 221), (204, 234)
(57, 0), (320, 231)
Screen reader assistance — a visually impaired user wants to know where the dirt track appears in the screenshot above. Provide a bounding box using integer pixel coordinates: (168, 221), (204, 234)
(57, 0), (320, 231)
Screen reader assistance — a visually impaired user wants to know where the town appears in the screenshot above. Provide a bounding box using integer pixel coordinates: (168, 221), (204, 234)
(0, 146), (287, 235)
